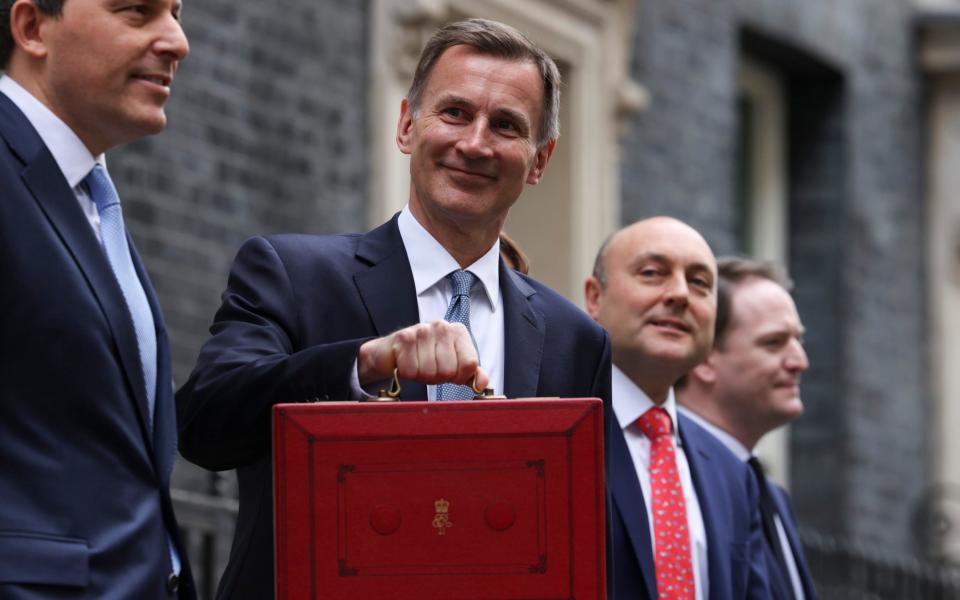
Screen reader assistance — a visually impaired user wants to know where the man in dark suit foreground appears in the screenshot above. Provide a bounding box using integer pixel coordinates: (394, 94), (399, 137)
(0, 0), (193, 597)
(677, 257), (817, 599)
(177, 18), (611, 600)
(585, 217), (769, 599)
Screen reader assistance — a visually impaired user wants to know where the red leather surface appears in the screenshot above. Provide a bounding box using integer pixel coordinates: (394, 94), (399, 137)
(274, 398), (606, 600)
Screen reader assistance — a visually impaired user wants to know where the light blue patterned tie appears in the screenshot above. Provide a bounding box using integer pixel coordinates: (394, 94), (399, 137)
(85, 164), (180, 576)
(85, 164), (157, 424)
(437, 270), (479, 401)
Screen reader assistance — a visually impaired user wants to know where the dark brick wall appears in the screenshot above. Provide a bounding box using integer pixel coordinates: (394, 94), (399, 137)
(111, 0), (370, 387)
(105, 1), (370, 505)
(621, 0), (740, 249)
(622, 0), (927, 556)
(70, 0), (928, 570)
(788, 73), (849, 537)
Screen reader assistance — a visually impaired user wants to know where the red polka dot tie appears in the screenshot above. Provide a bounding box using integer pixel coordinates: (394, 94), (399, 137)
(636, 407), (695, 599)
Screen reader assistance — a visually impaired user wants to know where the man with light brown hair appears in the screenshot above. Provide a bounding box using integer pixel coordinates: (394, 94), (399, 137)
(178, 18), (610, 599)
(677, 257), (816, 599)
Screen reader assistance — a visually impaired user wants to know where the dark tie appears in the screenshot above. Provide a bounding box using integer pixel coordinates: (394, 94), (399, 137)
(436, 270), (479, 401)
(636, 407), (695, 600)
(748, 456), (793, 597)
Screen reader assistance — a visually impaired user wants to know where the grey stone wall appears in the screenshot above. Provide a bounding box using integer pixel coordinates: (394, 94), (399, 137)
(787, 72), (850, 537)
(111, 0), (370, 387)
(621, 0), (740, 248)
(105, 0), (371, 543)
(622, 0), (928, 557)
(73, 0), (930, 575)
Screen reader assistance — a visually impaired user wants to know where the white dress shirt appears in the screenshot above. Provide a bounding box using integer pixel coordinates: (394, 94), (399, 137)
(0, 75), (105, 240)
(352, 206), (505, 399)
(612, 366), (709, 599)
(680, 407), (807, 600)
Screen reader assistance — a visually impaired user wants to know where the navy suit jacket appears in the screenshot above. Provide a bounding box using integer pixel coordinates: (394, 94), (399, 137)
(0, 92), (194, 598)
(607, 411), (769, 599)
(764, 482), (817, 600)
(176, 217), (613, 600)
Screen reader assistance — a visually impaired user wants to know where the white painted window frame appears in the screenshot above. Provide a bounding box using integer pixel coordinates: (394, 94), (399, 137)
(738, 56), (792, 488)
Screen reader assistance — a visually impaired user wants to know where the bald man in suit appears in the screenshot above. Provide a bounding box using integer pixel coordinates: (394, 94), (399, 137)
(585, 218), (770, 599)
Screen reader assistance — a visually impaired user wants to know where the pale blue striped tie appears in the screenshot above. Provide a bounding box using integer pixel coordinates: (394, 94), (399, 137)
(437, 270), (479, 401)
(84, 164), (179, 574)
(85, 164), (157, 423)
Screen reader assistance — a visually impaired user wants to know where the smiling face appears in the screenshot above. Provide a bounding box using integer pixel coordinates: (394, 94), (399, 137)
(586, 217), (717, 395)
(397, 44), (555, 257)
(21, 0), (189, 154)
(709, 277), (809, 439)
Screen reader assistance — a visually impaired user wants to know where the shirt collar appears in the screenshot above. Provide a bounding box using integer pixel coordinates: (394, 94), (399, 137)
(678, 406), (752, 461)
(397, 206), (500, 310)
(0, 75), (102, 188)
(611, 365), (681, 438)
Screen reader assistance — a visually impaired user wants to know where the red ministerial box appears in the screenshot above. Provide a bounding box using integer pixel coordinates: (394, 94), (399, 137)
(273, 398), (606, 600)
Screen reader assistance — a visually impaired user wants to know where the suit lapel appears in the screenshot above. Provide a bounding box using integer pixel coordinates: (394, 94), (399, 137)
(0, 93), (154, 446)
(131, 236), (172, 476)
(352, 216), (426, 400)
(678, 417), (727, 597)
(609, 425), (658, 599)
(500, 266), (544, 398)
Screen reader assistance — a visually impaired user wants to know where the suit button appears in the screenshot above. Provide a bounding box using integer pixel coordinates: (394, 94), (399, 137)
(166, 573), (179, 594)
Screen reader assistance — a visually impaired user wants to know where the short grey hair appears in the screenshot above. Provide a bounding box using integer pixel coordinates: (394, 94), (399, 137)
(591, 232), (615, 288)
(406, 18), (561, 147)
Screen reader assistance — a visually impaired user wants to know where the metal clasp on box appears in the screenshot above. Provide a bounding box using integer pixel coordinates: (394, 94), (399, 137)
(369, 368), (505, 401)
